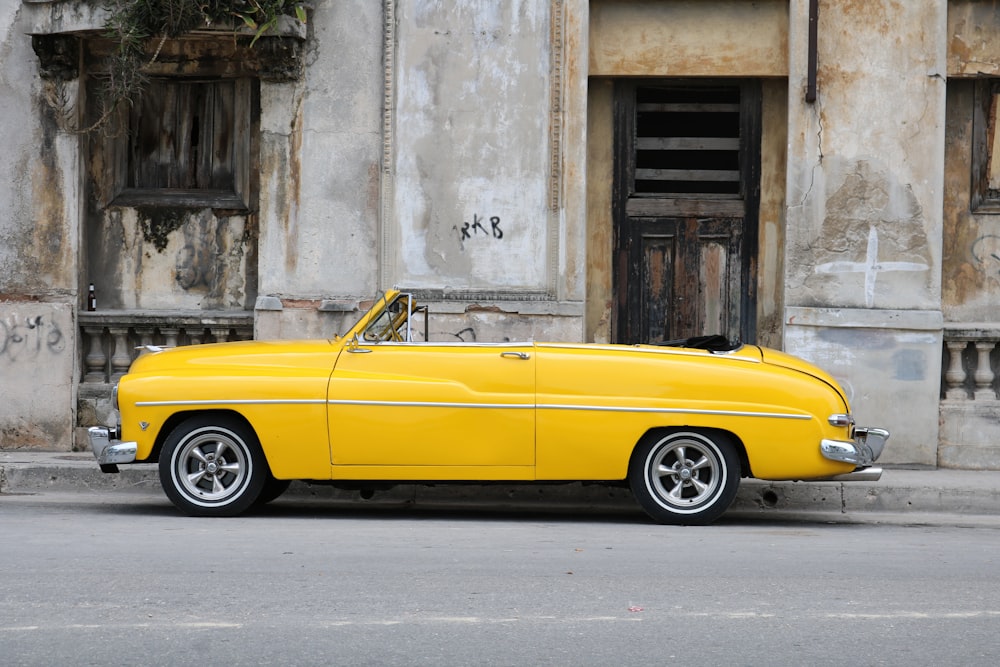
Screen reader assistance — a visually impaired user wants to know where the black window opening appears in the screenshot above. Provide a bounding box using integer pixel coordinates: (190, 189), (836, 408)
(632, 86), (742, 199)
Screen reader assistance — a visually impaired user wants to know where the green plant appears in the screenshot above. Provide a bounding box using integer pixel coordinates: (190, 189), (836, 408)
(97, 0), (306, 126)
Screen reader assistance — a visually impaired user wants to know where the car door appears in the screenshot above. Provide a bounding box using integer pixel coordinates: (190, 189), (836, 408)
(327, 341), (536, 469)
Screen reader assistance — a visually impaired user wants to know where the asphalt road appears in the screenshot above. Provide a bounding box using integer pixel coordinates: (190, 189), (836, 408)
(3, 491), (1000, 666)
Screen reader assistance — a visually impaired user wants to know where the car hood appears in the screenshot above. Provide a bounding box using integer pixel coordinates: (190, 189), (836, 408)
(126, 339), (340, 376)
(758, 346), (848, 403)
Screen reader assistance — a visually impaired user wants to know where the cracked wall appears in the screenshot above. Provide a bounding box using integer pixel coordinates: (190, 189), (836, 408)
(783, 0), (947, 466)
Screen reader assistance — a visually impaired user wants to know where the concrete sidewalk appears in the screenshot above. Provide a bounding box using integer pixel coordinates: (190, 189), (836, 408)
(2, 449), (999, 520)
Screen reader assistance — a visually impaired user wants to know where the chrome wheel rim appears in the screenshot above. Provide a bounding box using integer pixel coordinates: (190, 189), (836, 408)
(171, 427), (251, 505)
(646, 434), (724, 511)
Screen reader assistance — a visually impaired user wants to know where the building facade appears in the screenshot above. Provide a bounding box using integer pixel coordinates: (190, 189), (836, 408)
(2, 0), (998, 468)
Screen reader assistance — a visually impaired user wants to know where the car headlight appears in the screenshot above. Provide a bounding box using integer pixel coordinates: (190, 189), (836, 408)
(112, 383), (119, 411)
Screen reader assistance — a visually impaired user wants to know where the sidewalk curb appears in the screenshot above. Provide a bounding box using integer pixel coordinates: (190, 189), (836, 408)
(2, 452), (999, 518)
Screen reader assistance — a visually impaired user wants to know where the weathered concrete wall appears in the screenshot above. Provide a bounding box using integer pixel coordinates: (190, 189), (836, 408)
(88, 208), (254, 311)
(0, 1), (84, 449)
(2, 4), (80, 301)
(0, 303), (75, 448)
(255, 0), (385, 338)
(947, 1), (1000, 77)
(783, 0), (947, 466)
(942, 4), (1000, 320)
(941, 81), (1000, 322)
(589, 0), (788, 77)
(937, 2), (1000, 470)
(388, 0), (555, 293)
(585, 78), (614, 344)
(757, 79), (789, 350)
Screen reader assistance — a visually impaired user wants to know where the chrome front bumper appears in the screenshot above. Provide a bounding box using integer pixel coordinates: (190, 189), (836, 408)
(820, 426), (890, 468)
(88, 426), (137, 473)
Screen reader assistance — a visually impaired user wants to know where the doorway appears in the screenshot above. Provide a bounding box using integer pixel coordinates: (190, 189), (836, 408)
(613, 81), (761, 344)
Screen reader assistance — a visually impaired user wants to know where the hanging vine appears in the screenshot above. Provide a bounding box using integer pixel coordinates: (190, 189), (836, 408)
(96, 0), (307, 128)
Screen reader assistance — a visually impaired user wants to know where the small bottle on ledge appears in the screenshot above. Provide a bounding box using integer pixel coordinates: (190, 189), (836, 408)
(87, 283), (97, 312)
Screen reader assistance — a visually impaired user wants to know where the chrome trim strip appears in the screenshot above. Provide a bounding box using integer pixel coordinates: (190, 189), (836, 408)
(537, 404), (811, 420)
(135, 397), (810, 420)
(329, 399), (809, 420)
(135, 399), (327, 407)
(537, 342), (762, 363)
(327, 399), (534, 409)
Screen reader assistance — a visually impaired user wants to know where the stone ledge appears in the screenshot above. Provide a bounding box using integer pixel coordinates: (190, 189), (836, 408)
(79, 310), (253, 326)
(785, 307), (943, 330)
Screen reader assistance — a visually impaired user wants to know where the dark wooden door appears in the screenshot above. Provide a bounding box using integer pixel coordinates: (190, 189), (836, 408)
(614, 81), (761, 344)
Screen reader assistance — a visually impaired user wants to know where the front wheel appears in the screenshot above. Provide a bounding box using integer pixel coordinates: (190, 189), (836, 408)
(629, 430), (741, 525)
(159, 415), (267, 517)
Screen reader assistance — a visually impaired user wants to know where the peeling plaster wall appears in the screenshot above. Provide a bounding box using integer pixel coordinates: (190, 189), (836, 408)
(757, 79), (788, 349)
(88, 208), (253, 311)
(0, 2), (80, 449)
(389, 0), (554, 292)
(948, 1), (1000, 77)
(941, 81), (1000, 321)
(938, 2), (1000, 470)
(585, 79), (614, 344)
(785, 2), (944, 312)
(589, 0), (788, 77)
(0, 303), (75, 449)
(255, 0), (385, 338)
(943, 4), (1000, 320)
(783, 0), (947, 466)
(1, 3), (78, 298)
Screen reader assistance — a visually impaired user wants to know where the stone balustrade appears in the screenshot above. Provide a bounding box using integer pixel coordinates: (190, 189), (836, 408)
(939, 325), (1000, 469)
(941, 326), (1000, 401)
(78, 311), (254, 385)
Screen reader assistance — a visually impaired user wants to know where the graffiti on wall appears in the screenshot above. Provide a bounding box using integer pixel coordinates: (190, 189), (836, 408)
(972, 235), (1000, 277)
(0, 314), (66, 364)
(816, 226), (929, 308)
(454, 214), (504, 246)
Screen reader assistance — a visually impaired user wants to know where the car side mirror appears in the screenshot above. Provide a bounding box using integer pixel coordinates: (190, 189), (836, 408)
(346, 333), (372, 353)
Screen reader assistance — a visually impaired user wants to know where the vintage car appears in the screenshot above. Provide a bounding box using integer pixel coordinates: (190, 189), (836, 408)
(89, 289), (887, 525)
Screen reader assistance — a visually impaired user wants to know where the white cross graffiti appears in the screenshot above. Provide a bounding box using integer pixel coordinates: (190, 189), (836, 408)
(815, 226), (928, 308)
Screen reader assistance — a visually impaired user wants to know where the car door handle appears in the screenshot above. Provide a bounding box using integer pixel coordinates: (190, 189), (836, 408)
(501, 351), (530, 360)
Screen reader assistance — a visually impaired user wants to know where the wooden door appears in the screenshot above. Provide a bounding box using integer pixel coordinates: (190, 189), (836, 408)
(614, 81), (761, 344)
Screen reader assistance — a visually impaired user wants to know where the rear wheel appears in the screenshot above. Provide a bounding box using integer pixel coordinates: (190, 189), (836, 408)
(159, 415), (267, 517)
(629, 430), (741, 525)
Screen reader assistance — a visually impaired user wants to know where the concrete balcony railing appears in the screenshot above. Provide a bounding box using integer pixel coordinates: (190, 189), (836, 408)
(78, 310), (254, 386)
(942, 326), (1000, 400)
(940, 325), (1000, 469)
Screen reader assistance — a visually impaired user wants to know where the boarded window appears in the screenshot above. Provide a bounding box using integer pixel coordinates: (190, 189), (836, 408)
(632, 86), (742, 198)
(972, 79), (1000, 213)
(108, 78), (257, 210)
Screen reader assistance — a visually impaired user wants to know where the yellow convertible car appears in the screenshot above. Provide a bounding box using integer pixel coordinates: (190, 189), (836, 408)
(89, 290), (887, 525)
